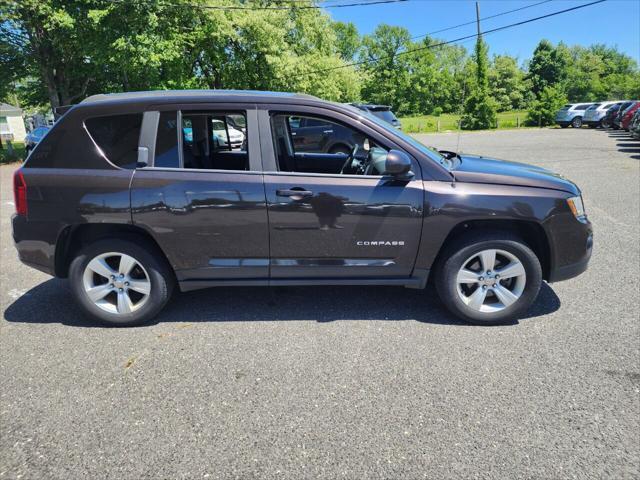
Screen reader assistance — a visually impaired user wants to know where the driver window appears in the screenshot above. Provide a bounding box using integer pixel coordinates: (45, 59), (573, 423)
(270, 113), (388, 175)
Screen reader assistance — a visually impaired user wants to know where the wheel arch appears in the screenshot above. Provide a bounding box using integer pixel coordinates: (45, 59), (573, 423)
(55, 223), (173, 278)
(430, 219), (552, 281)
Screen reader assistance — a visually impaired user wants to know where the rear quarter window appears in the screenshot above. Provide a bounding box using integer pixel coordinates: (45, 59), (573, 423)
(85, 114), (143, 169)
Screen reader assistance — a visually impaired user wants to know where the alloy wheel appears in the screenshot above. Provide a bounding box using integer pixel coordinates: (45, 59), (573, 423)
(456, 249), (527, 313)
(82, 252), (151, 315)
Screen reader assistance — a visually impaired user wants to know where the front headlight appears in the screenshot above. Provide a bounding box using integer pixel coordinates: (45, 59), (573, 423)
(567, 195), (586, 218)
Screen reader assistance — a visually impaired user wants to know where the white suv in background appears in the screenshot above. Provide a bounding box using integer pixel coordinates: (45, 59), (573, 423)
(583, 101), (625, 128)
(554, 103), (594, 128)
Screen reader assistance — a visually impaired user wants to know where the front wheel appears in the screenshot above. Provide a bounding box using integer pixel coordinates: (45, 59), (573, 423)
(69, 238), (175, 326)
(435, 232), (542, 325)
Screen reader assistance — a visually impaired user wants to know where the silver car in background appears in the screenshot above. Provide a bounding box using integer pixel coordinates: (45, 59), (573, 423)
(554, 103), (594, 128)
(583, 101), (626, 128)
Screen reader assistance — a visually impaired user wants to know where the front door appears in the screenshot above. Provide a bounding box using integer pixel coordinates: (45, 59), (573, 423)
(262, 109), (424, 279)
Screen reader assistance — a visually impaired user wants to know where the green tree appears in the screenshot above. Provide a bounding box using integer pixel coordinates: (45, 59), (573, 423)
(489, 54), (529, 111)
(461, 36), (496, 130)
(359, 24), (412, 113)
(332, 21), (360, 62)
(527, 39), (569, 97)
(526, 85), (567, 126)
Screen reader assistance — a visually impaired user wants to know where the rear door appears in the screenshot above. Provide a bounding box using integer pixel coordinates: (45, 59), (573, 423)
(130, 104), (269, 285)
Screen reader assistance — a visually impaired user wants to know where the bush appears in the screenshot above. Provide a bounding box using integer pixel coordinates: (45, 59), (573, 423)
(526, 85), (567, 127)
(461, 91), (497, 130)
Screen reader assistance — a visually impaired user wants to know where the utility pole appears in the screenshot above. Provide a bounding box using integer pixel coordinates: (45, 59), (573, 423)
(476, 1), (481, 37)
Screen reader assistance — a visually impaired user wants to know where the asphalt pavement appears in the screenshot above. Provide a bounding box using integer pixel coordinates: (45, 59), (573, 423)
(1, 127), (638, 479)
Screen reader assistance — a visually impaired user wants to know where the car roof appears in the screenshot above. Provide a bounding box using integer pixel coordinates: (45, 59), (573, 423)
(80, 89), (319, 106)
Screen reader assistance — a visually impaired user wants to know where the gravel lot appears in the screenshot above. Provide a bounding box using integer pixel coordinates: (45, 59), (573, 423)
(1, 128), (639, 479)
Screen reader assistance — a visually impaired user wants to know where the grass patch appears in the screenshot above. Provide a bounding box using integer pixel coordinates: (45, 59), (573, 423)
(0, 141), (26, 164)
(400, 110), (531, 133)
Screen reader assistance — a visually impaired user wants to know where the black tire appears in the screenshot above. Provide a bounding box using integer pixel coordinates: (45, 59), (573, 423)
(571, 116), (583, 128)
(69, 238), (175, 327)
(434, 231), (542, 325)
(601, 119), (611, 129)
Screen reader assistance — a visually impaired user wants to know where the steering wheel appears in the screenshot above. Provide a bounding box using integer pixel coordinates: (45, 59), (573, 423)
(339, 144), (359, 174)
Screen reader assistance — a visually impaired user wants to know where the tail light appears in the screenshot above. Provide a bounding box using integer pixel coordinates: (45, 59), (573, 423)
(13, 169), (27, 216)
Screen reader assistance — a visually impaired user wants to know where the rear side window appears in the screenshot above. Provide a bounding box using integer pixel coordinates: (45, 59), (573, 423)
(85, 114), (143, 169)
(575, 104), (589, 110)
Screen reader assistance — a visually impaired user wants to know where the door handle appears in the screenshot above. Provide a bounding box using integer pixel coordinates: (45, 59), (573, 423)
(323, 130), (333, 134)
(276, 188), (313, 198)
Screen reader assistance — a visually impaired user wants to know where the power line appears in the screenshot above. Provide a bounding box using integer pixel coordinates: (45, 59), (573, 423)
(410, 0), (553, 40)
(302, 0), (607, 76)
(102, 0), (413, 11)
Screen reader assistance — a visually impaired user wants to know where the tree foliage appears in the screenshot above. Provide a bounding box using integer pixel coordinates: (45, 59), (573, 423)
(1, 4), (639, 127)
(461, 36), (496, 130)
(526, 85), (567, 126)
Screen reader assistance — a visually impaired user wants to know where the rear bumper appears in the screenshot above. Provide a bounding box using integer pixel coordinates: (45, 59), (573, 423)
(12, 214), (57, 276)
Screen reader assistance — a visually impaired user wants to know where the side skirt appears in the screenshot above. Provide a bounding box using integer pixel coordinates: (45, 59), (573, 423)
(179, 270), (430, 292)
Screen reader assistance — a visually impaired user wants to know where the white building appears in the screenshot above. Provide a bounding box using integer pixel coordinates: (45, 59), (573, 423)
(0, 103), (27, 143)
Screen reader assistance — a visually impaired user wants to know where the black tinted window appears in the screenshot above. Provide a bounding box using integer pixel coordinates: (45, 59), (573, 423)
(155, 112), (179, 168)
(85, 114), (142, 168)
(575, 104), (589, 110)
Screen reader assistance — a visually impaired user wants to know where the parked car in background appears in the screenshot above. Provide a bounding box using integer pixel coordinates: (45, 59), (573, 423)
(620, 102), (640, 131)
(554, 103), (594, 128)
(24, 126), (51, 155)
(583, 101), (623, 128)
(350, 103), (402, 129)
(182, 115), (245, 149)
(11, 90), (592, 327)
(602, 102), (625, 128)
(613, 101), (637, 129)
(288, 115), (366, 158)
(629, 110), (640, 139)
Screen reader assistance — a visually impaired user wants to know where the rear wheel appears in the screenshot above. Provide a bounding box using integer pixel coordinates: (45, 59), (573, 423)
(435, 232), (542, 325)
(69, 238), (174, 326)
(571, 116), (583, 128)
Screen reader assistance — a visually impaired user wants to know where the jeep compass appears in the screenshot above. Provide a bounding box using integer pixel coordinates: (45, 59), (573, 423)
(12, 90), (593, 326)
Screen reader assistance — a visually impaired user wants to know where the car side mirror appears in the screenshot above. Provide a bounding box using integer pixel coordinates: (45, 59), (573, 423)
(383, 149), (413, 178)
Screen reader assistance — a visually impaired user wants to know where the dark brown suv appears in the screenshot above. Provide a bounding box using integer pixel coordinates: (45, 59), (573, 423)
(12, 90), (593, 326)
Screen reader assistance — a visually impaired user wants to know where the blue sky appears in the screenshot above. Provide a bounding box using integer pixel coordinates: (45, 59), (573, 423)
(329, 0), (640, 63)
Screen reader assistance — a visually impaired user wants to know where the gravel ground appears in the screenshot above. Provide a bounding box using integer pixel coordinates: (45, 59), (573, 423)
(1, 127), (639, 479)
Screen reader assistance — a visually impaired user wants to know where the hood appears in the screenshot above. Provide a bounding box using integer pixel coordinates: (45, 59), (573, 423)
(451, 154), (580, 195)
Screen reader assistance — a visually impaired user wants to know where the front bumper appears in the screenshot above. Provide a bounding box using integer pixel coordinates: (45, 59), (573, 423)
(546, 214), (593, 283)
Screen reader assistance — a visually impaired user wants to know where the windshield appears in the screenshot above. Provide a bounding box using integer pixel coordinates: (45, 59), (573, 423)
(348, 105), (448, 167)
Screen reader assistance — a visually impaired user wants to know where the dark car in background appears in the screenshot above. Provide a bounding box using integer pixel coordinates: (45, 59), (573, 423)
(601, 102), (630, 128)
(613, 101), (637, 129)
(350, 103), (402, 129)
(24, 126), (51, 155)
(12, 90), (592, 327)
